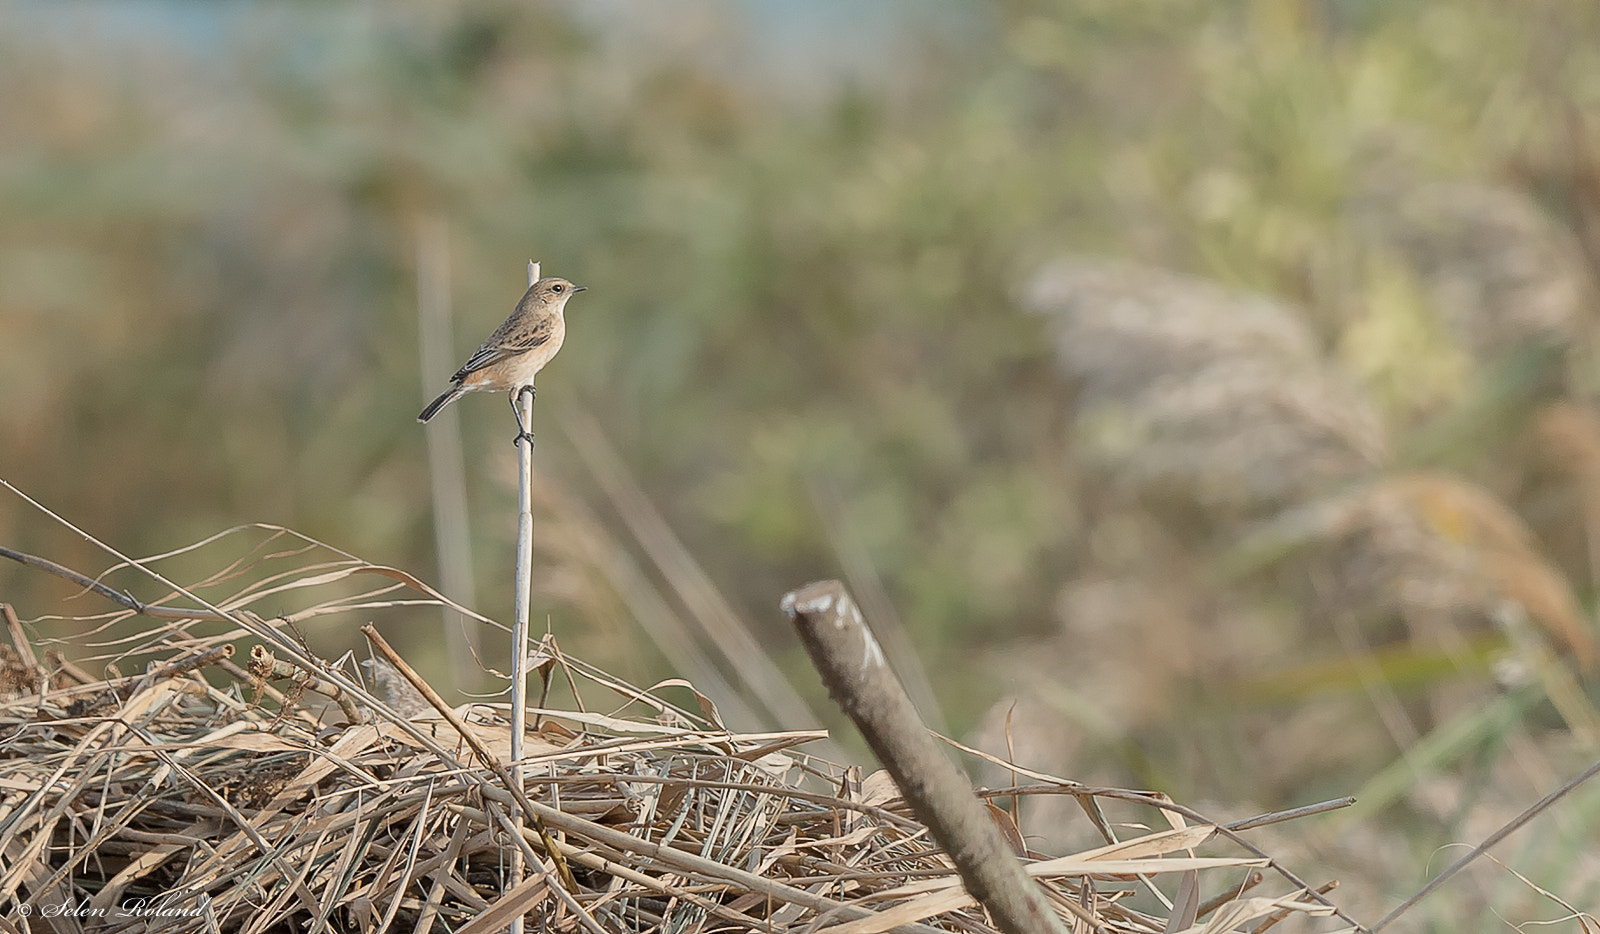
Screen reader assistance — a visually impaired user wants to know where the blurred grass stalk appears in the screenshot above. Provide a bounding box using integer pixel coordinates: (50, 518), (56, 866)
(558, 408), (827, 739)
(416, 216), (482, 687)
(809, 481), (949, 737)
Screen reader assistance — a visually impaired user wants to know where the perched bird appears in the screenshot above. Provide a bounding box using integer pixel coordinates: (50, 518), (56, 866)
(418, 276), (586, 431)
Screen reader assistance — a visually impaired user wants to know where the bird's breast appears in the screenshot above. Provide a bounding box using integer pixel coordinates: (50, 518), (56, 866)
(501, 320), (565, 387)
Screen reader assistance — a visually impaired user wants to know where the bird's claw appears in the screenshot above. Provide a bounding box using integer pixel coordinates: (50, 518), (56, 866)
(509, 389), (536, 448)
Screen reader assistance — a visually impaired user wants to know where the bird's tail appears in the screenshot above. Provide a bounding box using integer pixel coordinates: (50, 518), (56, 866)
(418, 386), (467, 423)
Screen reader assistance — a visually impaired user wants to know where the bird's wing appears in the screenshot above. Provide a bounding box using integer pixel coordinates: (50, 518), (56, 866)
(452, 315), (557, 380)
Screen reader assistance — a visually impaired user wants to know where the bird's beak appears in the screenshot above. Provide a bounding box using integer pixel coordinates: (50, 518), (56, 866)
(573, 285), (588, 293)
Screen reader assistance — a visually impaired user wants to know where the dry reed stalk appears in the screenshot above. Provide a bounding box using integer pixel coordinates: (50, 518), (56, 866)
(508, 276), (539, 934)
(415, 216), (481, 687)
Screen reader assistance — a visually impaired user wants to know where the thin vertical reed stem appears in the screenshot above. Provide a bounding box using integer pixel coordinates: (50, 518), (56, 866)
(507, 259), (540, 934)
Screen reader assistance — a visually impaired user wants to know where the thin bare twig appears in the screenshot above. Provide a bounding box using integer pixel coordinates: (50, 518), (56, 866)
(0, 545), (231, 622)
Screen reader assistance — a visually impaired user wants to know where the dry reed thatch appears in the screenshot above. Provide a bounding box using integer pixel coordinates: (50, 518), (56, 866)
(0, 522), (1359, 934)
(1022, 255), (1600, 678)
(998, 252), (1600, 842)
(1022, 258), (1386, 516)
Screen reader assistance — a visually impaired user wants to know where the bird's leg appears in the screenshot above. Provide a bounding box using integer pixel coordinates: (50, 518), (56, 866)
(510, 387), (536, 447)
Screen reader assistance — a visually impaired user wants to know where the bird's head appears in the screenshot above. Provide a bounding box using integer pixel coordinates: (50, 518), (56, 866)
(531, 276), (586, 306)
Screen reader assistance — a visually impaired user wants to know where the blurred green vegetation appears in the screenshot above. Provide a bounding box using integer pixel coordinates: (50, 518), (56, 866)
(5, 1), (1600, 923)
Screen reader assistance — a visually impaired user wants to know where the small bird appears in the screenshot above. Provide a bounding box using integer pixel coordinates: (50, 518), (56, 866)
(418, 276), (586, 432)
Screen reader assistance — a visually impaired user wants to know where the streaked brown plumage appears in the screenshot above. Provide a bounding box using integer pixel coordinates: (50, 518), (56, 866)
(418, 276), (585, 423)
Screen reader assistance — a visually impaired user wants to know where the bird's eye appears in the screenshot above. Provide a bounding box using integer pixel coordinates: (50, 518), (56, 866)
(552, 284), (564, 293)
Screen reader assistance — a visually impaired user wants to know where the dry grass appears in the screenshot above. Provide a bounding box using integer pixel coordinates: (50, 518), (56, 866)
(0, 524), (1358, 933)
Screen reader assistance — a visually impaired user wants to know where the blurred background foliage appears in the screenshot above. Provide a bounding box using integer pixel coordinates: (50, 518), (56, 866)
(5, 0), (1600, 923)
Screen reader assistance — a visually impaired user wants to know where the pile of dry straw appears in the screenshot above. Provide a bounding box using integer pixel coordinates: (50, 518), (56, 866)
(0, 528), (1355, 933)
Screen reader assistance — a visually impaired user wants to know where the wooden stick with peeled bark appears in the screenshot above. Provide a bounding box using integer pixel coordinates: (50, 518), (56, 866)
(781, 579), (1068, 934)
